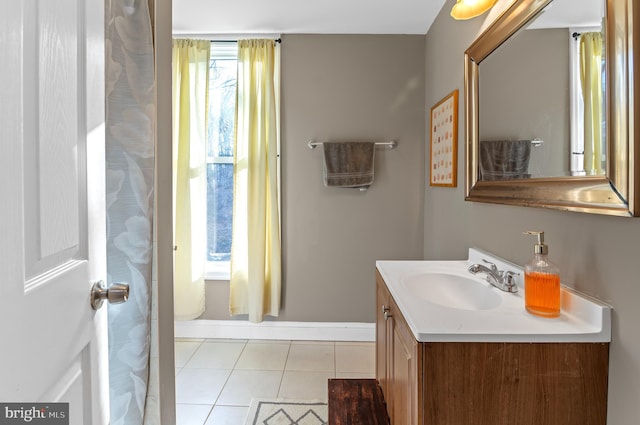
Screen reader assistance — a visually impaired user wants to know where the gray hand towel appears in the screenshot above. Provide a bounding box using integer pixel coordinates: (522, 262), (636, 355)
(479, 140), (531, 180)
(322, 142), (376, 188)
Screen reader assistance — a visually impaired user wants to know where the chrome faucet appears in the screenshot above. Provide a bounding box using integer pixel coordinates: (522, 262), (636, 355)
(468, 259), (519, 293)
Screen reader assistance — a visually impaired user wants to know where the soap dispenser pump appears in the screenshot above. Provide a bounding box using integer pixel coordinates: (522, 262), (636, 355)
(523, 231), (561, 318)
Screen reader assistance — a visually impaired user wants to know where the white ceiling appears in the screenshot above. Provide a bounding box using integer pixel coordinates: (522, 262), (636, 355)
(172, 0), (448, 36)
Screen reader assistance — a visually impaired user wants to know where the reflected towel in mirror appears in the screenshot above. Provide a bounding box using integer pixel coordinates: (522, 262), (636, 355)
(479, 140), (531, 180)
(322, 142), (375, 188)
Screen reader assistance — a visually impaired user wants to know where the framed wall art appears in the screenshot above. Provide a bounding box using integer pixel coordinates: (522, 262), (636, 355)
(429, 89), (458, 187)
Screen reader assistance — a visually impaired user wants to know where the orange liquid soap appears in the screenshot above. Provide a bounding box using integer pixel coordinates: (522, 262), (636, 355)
(525, 271), (560, 317)
(523, 231), (561, 318)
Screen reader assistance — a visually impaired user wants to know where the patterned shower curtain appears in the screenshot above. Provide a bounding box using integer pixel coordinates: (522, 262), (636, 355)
(105, 0), (156, 424)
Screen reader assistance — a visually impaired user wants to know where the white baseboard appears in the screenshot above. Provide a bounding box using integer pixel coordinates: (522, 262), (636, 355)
(174, 319), (376, 342)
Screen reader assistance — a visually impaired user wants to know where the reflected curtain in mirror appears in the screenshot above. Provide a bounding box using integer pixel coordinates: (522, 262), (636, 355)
(579, 32), (604, 175)
(230, 39), (282, 323)
(172, 39), (210, 320)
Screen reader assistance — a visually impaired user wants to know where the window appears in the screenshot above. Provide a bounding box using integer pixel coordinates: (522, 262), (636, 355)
(206, 42), (237, 279)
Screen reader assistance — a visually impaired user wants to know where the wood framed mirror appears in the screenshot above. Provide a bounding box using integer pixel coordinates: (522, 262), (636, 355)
(464, 0), (639, 216)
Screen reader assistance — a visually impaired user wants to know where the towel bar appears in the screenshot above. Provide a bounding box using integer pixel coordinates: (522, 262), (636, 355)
(308, 140), (398, 150)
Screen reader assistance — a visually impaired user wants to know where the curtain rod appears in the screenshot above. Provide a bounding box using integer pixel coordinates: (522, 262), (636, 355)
(172, 33), (281, 43)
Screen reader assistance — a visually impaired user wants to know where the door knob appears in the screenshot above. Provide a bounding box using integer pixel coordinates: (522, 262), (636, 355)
(91, 280), (130, 310)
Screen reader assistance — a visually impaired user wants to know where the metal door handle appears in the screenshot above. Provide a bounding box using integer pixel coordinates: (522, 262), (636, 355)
(91, 280), (130, 310)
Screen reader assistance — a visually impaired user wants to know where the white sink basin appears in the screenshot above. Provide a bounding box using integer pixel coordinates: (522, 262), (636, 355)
(402, 272), (501, 311)
(376, 248), (612, 343)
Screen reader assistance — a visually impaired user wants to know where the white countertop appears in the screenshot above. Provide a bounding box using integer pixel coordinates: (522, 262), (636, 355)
(376, 248), (611, 343)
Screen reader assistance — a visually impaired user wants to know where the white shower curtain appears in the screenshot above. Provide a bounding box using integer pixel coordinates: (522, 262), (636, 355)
(105, 0), (156, 424)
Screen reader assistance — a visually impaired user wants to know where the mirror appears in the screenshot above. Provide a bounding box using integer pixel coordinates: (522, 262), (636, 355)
(479, 0), (604, 180)
(464, 0), (639, 216)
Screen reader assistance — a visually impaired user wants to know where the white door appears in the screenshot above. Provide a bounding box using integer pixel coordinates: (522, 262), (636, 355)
(0, 1), (110, 424)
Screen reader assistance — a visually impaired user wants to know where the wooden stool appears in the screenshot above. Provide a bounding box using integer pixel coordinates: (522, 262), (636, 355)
(327, 378), (389, 424)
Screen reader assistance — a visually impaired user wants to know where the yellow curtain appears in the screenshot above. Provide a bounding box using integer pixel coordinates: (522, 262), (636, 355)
(579, 32), (604, 175)
(172, 39), (210, 320)
(230, 39), (281, 323)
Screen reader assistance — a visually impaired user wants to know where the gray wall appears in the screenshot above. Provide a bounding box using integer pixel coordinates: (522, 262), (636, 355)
(425, 1), (640, 424)
(203, 34), (426, 322)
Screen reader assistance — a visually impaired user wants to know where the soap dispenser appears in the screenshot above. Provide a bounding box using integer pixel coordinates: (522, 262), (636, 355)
(523, 231), (561, 317)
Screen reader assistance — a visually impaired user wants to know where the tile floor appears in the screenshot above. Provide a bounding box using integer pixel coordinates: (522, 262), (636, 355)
(175, 338), (376, 425)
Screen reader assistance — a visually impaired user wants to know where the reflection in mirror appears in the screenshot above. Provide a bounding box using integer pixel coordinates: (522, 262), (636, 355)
(478, 0), (605, 181)
(464, 0), (639, 216)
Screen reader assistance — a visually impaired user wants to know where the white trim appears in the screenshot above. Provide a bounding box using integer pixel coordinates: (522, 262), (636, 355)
(205, 260), (230, 281)
(569, 28), (583, 174)
(174, 320), (376, 342)
(207, 156), (234, 164)
(209, 42), (237, 60)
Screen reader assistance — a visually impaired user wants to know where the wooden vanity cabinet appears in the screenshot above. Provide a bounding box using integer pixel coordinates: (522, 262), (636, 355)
(376, 270), (422, 424)
(375, 270), (609, 425)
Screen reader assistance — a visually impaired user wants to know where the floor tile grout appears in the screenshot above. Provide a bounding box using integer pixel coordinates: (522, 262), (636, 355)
(275, 342), (292, 398)
(175, 338), (375, 424)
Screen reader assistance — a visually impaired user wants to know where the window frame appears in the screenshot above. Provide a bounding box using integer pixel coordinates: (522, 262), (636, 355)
(205, 42), (238, 281)
(203, 39), (282, 281)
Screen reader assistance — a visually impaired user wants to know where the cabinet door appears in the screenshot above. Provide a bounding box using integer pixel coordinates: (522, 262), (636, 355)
(391, 298), (420, 425)
(375, 272), (392, 400)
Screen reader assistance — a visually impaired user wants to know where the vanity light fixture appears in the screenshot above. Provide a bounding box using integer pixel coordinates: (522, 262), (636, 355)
(451, 0), (497, 20)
